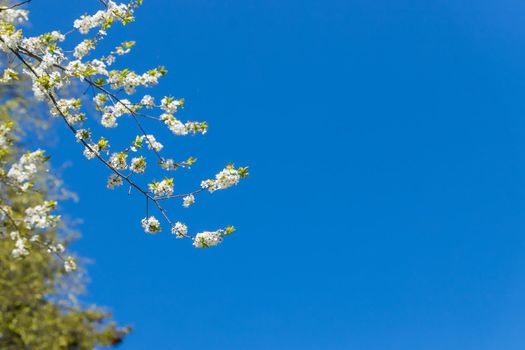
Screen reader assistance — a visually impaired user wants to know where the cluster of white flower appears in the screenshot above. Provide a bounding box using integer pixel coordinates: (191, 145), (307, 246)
(0, 7), (29, 51)
(158, 115), (207, 136)
(47, 242), (65, 254)
(148, 178), (174, 197)
(171, 221), (187, 238)
(0, 8), (28, 24)
(0, 67), (18, 83)
(65, 59), (108, 80)
(0, 122), (12, 148)
(100, 99), (134, 128)
(108, 67), (164, 95)
(7, 149), (45, 191)
(193, 231), (223, 248)
(201, 164), (248, 193)
(144, 134), (163, 151)
(10, 230), (68, 264)
(10, 232), (29, 258)
(94, 93), (107, 108)
(24, 201), (59, 230)
(107, 173), (123, 189)
(214, 166), (241, 189)
(21, 30), (64, 54)
(160, 158), (177, 170)
(64, 256), (77, 272)
(140, 94), (154, 107)
(75, 128), (91, 142)
(0, 23), (22, 51)
(73, 39), (94, 59)
(130, 156), (146, 173)
(19, 47), (68, 100)
(83, 144), (99, 159)
(50, 98), (85, 124)
(160, 113), (187, 135)
(130, 134), (163, 153)
(185, 121), (208, 135)
(141, 216), (161, 233)
(115, 40), (135, 55)
(183, 194), (195, 208)
(160, 96), (182, 113)
(109, 152), (128, 170)
(101, 113), (116, 128)
(0, 109), (76, 271)
(73, 1), (132, 34)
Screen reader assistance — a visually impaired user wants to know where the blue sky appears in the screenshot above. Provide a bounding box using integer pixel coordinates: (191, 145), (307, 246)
(26, 0), (525, 349)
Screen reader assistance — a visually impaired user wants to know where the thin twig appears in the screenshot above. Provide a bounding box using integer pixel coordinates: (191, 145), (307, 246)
(0, 0), (31, 12)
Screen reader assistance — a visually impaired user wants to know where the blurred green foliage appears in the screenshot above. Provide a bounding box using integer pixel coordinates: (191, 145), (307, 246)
(0, 64), (131, 349)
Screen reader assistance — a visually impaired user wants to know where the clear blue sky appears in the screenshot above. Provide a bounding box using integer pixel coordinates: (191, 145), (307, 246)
(27, 0), (525, 349)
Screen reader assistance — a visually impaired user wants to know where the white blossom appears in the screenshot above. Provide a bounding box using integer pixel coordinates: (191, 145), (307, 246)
(24, 201), (58, 230)
(161, 113), (187, 135)
(7, 149), (45, 191)
(83, 144), (99, 160)
(0, 122), (12, 148)
(171, 222), (187, 238)
(113, 99), (133, 116)
(64, 256), (77, 272)
(73, 39), (94, 58)
(130, 156), (146, 173)
(201, 165), (242, 192)
(141, 216), (161, 233)
(49, 98), (82, 121)
(0, 26), (22, 52)
(144, 134), (163, 152)
(9, 231), (20, 241)
(73, 1), (132, 35)
(160, 97), (182, 113)
(0, 68), (18, 83)
(47, 242), (66, 254)
(214, 166), (241, 190)
(185, 121), (208, 135)
(193, 231), (223, 248)
(65, 60), (88, 79)
(0, 8), (28, 24)
(109, 152), (128, 170)
(105, 54), (116, 65)
(160, 159), (178, 171)
(75, 128), (90, 141)
(148, 178), (173, 197)
(183, 194), (195, 208)
(108, 68), (162, 95)
(140, 94), (154, 107)
(94, 93), (107, 108)
(200, 179), (216, 192)
(101, 112), (117, 128)
(12, 237), (29, 258)
(107, 173), (123, 189)
(100, 99), (132, 128)
(87, 59), (108, 76)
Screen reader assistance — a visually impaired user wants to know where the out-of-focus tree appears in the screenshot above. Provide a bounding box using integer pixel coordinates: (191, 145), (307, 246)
(0, 63), (131, 350)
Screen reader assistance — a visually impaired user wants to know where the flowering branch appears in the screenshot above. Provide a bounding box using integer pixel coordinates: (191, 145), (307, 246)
(0, 192), (74, 271)
(0, 0), (249, 256)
